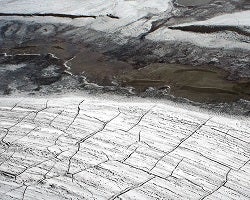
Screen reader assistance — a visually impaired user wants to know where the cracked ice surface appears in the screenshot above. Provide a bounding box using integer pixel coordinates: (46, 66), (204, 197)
(0, 94), (249, 200)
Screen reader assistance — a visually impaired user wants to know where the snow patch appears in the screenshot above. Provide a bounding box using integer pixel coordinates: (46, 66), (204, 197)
(0, 64), (26, 72)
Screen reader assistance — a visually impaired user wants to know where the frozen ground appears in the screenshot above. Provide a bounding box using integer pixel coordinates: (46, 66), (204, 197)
(155, 10), (250, 49)
(0, 0), (249, 49)
(0, 0), (249, 80)
(0, 0), (171, 19)
(0, 2), (249, 198)
(0, 94), (249, 199)
(173, 10), (250, 26)
(0, 0), (172, 36)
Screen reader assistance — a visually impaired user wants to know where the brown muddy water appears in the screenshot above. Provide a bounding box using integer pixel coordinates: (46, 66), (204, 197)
(1, 41), (250, 103)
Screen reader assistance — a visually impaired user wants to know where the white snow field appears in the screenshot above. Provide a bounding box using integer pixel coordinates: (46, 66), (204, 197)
(0, 0), (249, 50)
(0, 94), (249, 199)
(148, 10), (250, 50)
(0, 0), (173, 43)
(173, 10), (250, 27)
(0, 0), (171, 19)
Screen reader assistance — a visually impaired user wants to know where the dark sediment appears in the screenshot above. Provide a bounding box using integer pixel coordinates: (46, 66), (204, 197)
(169, 25), (250, 38)
(0, 53), (66, 94)
(0, 13), (97, 19)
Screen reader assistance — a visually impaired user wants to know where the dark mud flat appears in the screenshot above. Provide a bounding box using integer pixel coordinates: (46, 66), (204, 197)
(0, 40), (133, 86)
(0, 31), (249, 106)
(175, 0), (212, 6)
(1, 43), (250, 105)
(0, 53), (66, 94)
(118, 64), (250, 103)
(0, 30), (250, 103)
